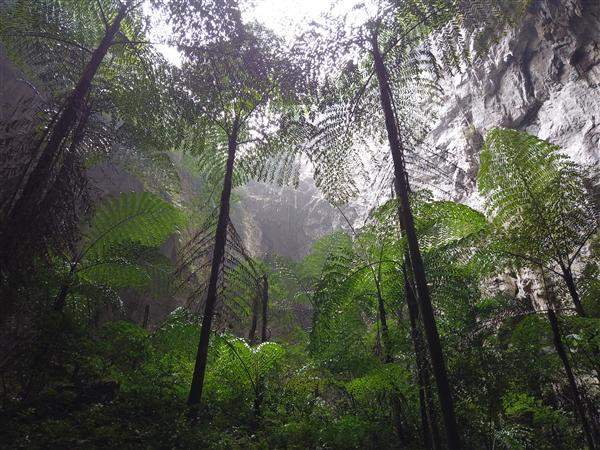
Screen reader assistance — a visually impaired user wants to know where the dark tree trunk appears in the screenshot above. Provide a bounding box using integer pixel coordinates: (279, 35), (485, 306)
(374, 273), (408, 445)
(371, 36), (460, 450)
(248, 285), (260, 345)
(390, 393), (408, 445)
(547, 308), (596, 449)
(142, 304), (150, 329)
(53, 283), (71, 312)
(3, 2), (129, 232)
(260, 274), (269, 343)
(53, 263), (77, 311)
(251, 275), (269, 429)
(375, 276), (392, 363)
(403, 263), (441, 450)
(188, 124), (239, 414)
(560, 264), (586, 317)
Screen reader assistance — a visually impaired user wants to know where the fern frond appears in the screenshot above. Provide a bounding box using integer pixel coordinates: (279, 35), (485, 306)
(83, 191), (183, 260)
(479, 128), (598, 266)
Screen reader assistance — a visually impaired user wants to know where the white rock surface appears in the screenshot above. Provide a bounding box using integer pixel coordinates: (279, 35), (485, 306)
(238, 0), (600, 258)
(425, 0), (600, 208)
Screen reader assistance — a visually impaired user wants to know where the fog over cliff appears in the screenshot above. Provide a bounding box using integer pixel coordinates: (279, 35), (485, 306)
(229, 0), (600, 260)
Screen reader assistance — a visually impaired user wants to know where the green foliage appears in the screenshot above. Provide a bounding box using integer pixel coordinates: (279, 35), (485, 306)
(205, 335), (285, 403)
(74, 191), (182, 294)
(346, 364), (414, 404)
(478, 128), (598, 269)
(504, 392), (567, 428)
(84, 191), (182, 257)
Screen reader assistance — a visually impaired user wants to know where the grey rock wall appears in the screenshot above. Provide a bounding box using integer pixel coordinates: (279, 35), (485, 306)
(233, 179), (356, 260)
(426, 0), (600, 208)
(236, 0), (600, 259)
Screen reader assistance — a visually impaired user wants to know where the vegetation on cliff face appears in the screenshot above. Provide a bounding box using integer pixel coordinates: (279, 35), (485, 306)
(0, 0), (598, 448)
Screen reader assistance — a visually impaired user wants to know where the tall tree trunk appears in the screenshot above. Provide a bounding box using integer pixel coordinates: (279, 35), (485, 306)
(260, 274), (269, 343)
(2, 1), (129, 231)
(53, 263), (77, 311)
(188, 123), (239, 414)
(403, 263), (442, 450)
(251, 274), (269, 429)
(541, 270), (596, 448)
(53, 283), (71, 312)
(374, 272), (408, 445)
(560, 255), (600, 388)
(560, 264), (586, 317)
(371, 36), (460, 450)
(547, 308), (596, 449)
(248, 284), (260, 345)
(142, 304), (150, 329)
(374, 276), (392, 363)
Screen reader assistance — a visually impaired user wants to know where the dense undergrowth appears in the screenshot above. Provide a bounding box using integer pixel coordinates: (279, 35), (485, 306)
(1, 301), (597, 449)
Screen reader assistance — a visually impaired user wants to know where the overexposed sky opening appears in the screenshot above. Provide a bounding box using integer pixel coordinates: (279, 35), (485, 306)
(246, 0), (333, 38)
(146, 0), (373, 65)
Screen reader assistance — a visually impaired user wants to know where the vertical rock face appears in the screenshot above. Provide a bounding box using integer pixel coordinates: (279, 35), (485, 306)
(233, 179), (356, 260)
(236, 0), (600, 258)
(426, 0), (600, 207)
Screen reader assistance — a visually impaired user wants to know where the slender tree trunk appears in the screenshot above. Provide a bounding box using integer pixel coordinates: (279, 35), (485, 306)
(374, 277), (392, 363)
(142, 304), (150, 329)
(547, 308), (596, 449)
(560, 264), (586, 317)
(371, 36), (460, 449)
(248, 284), (260, 345)
(53, 263), (77, 311)
(251, 275), (269, 429)
(53, 284), (71, 312)
(541, 269), (596, 448)
(188, 123), (239, 414)
(560, 259), (600, 388)
(260, 274), (269, 343)
(403, 263), (441, 450)
(374, 273), (408, 445)
(3, 2), (129, 230)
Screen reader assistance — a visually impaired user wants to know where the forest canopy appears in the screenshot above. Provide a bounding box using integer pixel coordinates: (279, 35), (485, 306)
(0, 0), (598, 449)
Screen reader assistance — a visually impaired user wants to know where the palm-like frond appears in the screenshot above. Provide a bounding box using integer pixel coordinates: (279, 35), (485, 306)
(207, 334), (285, 397)
(478, 128), (599, 268)
(175, 215), (262, 329)
(79, 246), (174, 290)
(69, 192), (183, 295)
(83, 191), (183, 259)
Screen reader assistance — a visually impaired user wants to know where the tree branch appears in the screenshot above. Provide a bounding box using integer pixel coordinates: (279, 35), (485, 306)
(10, 32), (91, 54)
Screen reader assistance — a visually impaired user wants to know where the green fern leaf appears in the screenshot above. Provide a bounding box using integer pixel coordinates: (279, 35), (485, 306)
(83, 191), (183, 259)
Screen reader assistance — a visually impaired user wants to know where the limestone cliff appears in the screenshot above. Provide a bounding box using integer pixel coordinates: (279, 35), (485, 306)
(234, 0), (600, 259)
(426, 0), (600, 208)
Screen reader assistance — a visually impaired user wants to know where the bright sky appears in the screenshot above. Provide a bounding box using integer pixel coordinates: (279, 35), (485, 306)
(147, 0), (367, 65)
(247, 0), (334, 36)
(248, 0), (374, 38)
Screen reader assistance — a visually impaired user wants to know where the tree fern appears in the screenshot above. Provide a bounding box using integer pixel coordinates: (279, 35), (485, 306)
(0, 0), (184, 282)
(301, 8), (530, 440)
(83, 191), (183, 259)
(478, 128), (599, 316)
(50, 191), (183, 311)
